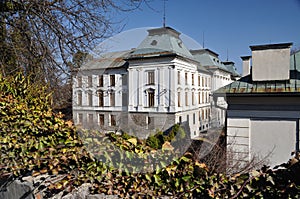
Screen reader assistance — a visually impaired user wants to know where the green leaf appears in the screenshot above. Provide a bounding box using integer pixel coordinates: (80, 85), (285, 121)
(145, 174), (152, 182)
(154, 174), (162, 186)
(182, 176), (191, 182)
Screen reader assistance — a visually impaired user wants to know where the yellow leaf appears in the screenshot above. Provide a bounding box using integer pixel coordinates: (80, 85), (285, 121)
(65, 120), (73, 127)
(162, 141), (174, 151)
(195, 161), (208, 169)
(51, 169), (59, 175)
(127, 138), (137, 146)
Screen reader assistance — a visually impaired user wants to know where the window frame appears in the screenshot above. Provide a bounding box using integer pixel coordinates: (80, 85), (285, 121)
(148, 71), (155, 85)
(148, 89), (155, 107)
(110, 91), (115, 107)
(110, 75), (115, 87)
(99, 114), (104, 126)
(110, 115), (116, 126)
(98, 75), (103, 87)
(88, 76), (92, 87)
(77, 91), (82, 106)
(98, 90), (104, 107)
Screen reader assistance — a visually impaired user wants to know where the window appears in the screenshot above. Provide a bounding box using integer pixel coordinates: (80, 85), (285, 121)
(99, 114), (104, 126)
(110, 75), (115, 87)
(193, 113), (195, 124)
(179, 116), (182, 124)
(148, 71), (155, 85)
(77, 91), (82, 106)
(202, 77), (204, 87)
(88, 114), (93, 124)
(87, 91), (92, 106)
(178, 71), (181, 85)
(148, 89), (155, 107)
(98, 91), (104, 107)
(110, 115), (116, 126)
(77, 76), (82, 88)
(192, 92), (195, 105)
(110, 92), (115, 106)
(198, 75), (200, 86)
(98, 75), (103, 87)
(192, 74), (194, 86)
(202, 109), (205, 120)
(198, 92), (201, 104)
(199, 111), (201, 121)
(78, 113), (83, 124)
(206, 92), (209, 103)
(88, 76), (92, 87)
(202, 92), (205, 103)
(185, 72), (188, 85)
(208, 109), (210, 120)
(177, 92), (181, 107)
(185, 92), (188, 106)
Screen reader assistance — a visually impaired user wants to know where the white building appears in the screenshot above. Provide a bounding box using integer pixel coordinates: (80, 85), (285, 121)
(72, 27), (239, 139)
(214, 43), (300, 168)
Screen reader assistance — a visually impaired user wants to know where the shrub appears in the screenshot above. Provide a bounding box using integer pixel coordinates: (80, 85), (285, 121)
(146, 135), (160, 149)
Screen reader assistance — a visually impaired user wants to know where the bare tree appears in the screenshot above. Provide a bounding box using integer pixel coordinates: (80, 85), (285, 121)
(0, 0), (148, 112)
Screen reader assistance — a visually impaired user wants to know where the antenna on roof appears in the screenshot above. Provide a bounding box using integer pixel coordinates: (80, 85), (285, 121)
(202, 31), (205, 48)
(163, 0), (167, 27)
(226, 48), (229, 61)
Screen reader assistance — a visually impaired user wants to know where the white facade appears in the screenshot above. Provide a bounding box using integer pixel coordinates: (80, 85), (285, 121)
(72, 27), (239, 139)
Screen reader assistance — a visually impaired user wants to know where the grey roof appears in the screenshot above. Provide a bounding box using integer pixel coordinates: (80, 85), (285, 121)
(250, 42), (293, 51)
(130, 27), (194, 59)
(214, 50), (300, 95)
(190, 49), (231, 73)
(79, 27), (235, 76)
(81, 50), (133, 70)
(222, 61), (241, 77)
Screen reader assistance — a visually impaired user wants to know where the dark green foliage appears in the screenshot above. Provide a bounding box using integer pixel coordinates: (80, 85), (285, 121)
(145, 124), (187, 150)
(146, 135), (160, 149)
(120, 131), (133, 140)
(0, 73), (105, 194)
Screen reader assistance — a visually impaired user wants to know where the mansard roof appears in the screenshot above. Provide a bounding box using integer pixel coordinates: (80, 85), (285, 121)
(214, 51), (300, 96)
(80, 50), (133, 70)
(130, 27), (194, 60)
(222, 61), (241, 78)
(190, 49), (232, 73)
(79, 27), (239, 77)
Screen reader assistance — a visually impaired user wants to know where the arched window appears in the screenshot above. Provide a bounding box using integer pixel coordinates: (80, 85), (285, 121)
(77, 91), (82, 106)
(110, 91), (115, 106)
(87, 90), (92, 106)
(178, 91), (181, 107)
(98, 90), (104, 107)
(145, 88), (155, 107)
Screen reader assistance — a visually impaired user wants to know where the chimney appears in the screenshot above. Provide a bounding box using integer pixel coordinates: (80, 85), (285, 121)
(250, 43), (292, 81)
(241, 56), (251, 77)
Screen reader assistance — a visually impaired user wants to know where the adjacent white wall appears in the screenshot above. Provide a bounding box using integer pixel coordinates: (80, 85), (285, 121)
(250, 120), (296, 167)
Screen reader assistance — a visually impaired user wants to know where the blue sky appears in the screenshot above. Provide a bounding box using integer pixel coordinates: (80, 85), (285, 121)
(107, 0), (300, 73)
